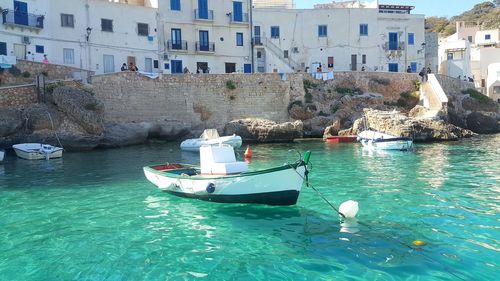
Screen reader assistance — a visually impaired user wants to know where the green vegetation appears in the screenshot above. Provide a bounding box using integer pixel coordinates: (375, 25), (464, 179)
(225, 80), (236, 90)
(397, 91), (420, 107)
(425, 2), (500, 36)
(22, 71), (31, 78)
(304, 91), (313, 103)
(45, 82), (64, 95)
(318, 111), (330, 117)
(330, 104), (340, 114)
(303, 79), (318, 90)
(335, 86), (363, 95)
(370, 77), (390, 86)
(287, 100), (303, 112)
(413, 80), (421, 91)
(462, 88), (495, 105)
(302, 79), (318, 103)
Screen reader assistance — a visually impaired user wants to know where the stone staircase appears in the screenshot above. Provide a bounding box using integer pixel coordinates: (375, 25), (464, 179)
(419, 74), (449, 119)
(258, 37), (302, 72)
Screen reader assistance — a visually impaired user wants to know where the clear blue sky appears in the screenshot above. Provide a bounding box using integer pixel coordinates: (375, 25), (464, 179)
(294, 0), (491, 17)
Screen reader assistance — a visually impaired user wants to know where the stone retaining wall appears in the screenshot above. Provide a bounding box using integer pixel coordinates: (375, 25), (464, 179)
(0, 80), (83, 108)
(435, 74), (474, 94)
(0, 60), (92, 86)
(91, 72), (303, 129)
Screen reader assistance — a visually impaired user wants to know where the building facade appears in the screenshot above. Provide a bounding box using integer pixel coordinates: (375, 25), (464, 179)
(253, 0), (294, 9)
(0, 0), (158, 74)
(252, 3), (425, 73)
(157, 0), (253, 74)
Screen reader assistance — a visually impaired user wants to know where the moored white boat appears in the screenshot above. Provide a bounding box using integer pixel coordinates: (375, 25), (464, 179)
(357, 130), (413, 151)
(180, 129), (242, 152)
(144, 144), (311, 206)
(0, 149), (4, 163)
(13, 143), (63, 160)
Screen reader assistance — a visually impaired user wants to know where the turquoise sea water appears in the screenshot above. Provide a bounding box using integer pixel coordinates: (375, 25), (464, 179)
(0, 136), (498, 280)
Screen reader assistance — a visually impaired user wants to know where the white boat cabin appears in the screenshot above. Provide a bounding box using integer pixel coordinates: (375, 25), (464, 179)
(200, 145), (248, 175)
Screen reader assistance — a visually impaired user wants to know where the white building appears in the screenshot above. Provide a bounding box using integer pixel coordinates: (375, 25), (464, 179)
(253, 0), (294, 9)
(0, 0), (158, 74)
(252, 3), (425, 73)
(157, 0), (253, 74)
(439, 21), (500, 101)
(486, 63), (500, 102)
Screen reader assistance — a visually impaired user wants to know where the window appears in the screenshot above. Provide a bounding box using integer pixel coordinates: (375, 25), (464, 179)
(101, 19), (113, 32)
(164, 63), (170, 70)
(170, 0), (181, 11)
(35, 45), (44, 54)
(233, 1), (243, 22)
(318, 25), (327, 37)
(485, 34), (491, 40)
(468, 36), (473, 42)
(171, 28), (182, 49)
(284, 50), (288, 58)
(198, 0), (209, 19)
(0, 42), (6, 56)
(270, 26), (280, 39)
(362, 54), (366, 64)
(388, 32), (398, 50)
(199, 30), (209, 51)
(408, 33), (414, 45)
(61, 14), (74, 28)
(328, 56), (334, 68)
(410, 62), (417, 73)
(171, 60), (183, 73)
(103, 54), (115, 73)
(154, 60), (159, 68)
(360, 24), (368, 36)
(388, 63), (398, 72)
(447, 53), (453, 60)
(63, 48), (74, 64)
(137, 23), (149, 36)
(236, 32), (243, 46)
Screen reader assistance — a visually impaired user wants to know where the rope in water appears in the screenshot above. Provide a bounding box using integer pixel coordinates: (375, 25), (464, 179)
(291, 159), (467, 281)
(47, 111), (64, 150)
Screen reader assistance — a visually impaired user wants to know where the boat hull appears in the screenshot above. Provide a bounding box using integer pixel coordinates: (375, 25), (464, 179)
(0, 149), (4, 163)
(13, 143), (63, 160)
(143, 164), (305, 206)
(326, 136), (357, 143)
(180, 135), (242, 152)
(360, 139), (413, 151)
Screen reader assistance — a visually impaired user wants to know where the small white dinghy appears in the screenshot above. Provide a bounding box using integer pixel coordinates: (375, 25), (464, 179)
(144, 144), (311, 206)
(180, 129), (242, 152)
(0, 149), (4, 163)
(12, 143), (63, 160)
(357, 130), (413, 151)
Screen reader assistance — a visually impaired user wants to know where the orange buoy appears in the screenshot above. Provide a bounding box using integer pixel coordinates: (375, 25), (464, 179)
(244, 145), (252, 159)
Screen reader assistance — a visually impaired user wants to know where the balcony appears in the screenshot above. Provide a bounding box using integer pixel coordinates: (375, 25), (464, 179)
(194, 9), (214, 21)
(2, 9), (44, 30)
(167, 40), (188, 51)
(384, 41), (406, 51)
(195, 42), (215, 53)
(252, 36), (263, 46)
(229, 13), (249, 24)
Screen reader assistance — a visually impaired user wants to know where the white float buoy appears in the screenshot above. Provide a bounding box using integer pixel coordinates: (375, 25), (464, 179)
(339, 200), (359, 218)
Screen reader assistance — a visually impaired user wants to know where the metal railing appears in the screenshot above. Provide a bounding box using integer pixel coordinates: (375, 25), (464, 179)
(194, 9), (214, 21)
(195, 42), (215, 52)
(385, 41), (406, 51)
(230, 13), (249, 23)
(255, 36), (302, 71)
(167, 40), (188, 51)
(2, 9), (44, 29)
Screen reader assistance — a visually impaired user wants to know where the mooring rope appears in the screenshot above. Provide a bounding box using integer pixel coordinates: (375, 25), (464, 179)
(46, 111), (64, 150)
(291, 160), (467, 281)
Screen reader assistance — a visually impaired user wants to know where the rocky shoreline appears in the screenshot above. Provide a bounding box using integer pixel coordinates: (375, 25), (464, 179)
(0, 78), (498, 151)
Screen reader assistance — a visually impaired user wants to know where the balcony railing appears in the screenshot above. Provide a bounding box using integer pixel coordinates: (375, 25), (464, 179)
(385, 41), (406, 51)
(230, 13), (249, 23)
(167, 40), (188, 51)
(195, 42), (215, 52)
(2, 9), (44, 29)
(194, 9), (214, 21)
(252, 36), (263, 46)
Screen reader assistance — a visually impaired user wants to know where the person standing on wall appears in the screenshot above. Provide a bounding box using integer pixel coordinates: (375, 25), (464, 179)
(42, 54), (49, 64)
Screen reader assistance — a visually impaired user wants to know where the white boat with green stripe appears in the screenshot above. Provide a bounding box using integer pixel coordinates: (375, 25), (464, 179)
(143, 145), (311, 206)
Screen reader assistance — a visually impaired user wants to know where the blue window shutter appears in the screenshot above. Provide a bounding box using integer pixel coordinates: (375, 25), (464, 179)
(410, 62), (417, 73)
(198, 0), (208, 19)
(233, 1), (243, 22)
(360, 24), (368, 36)
(408, 33), (414, 45)
(35, 45), (44, 54)
(389, 32), (398, 50)
(170, 0), (180, 11)
(485, 34), (491, 40)
(164, 63), (170, 70)
(236, 33), (243, 46)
